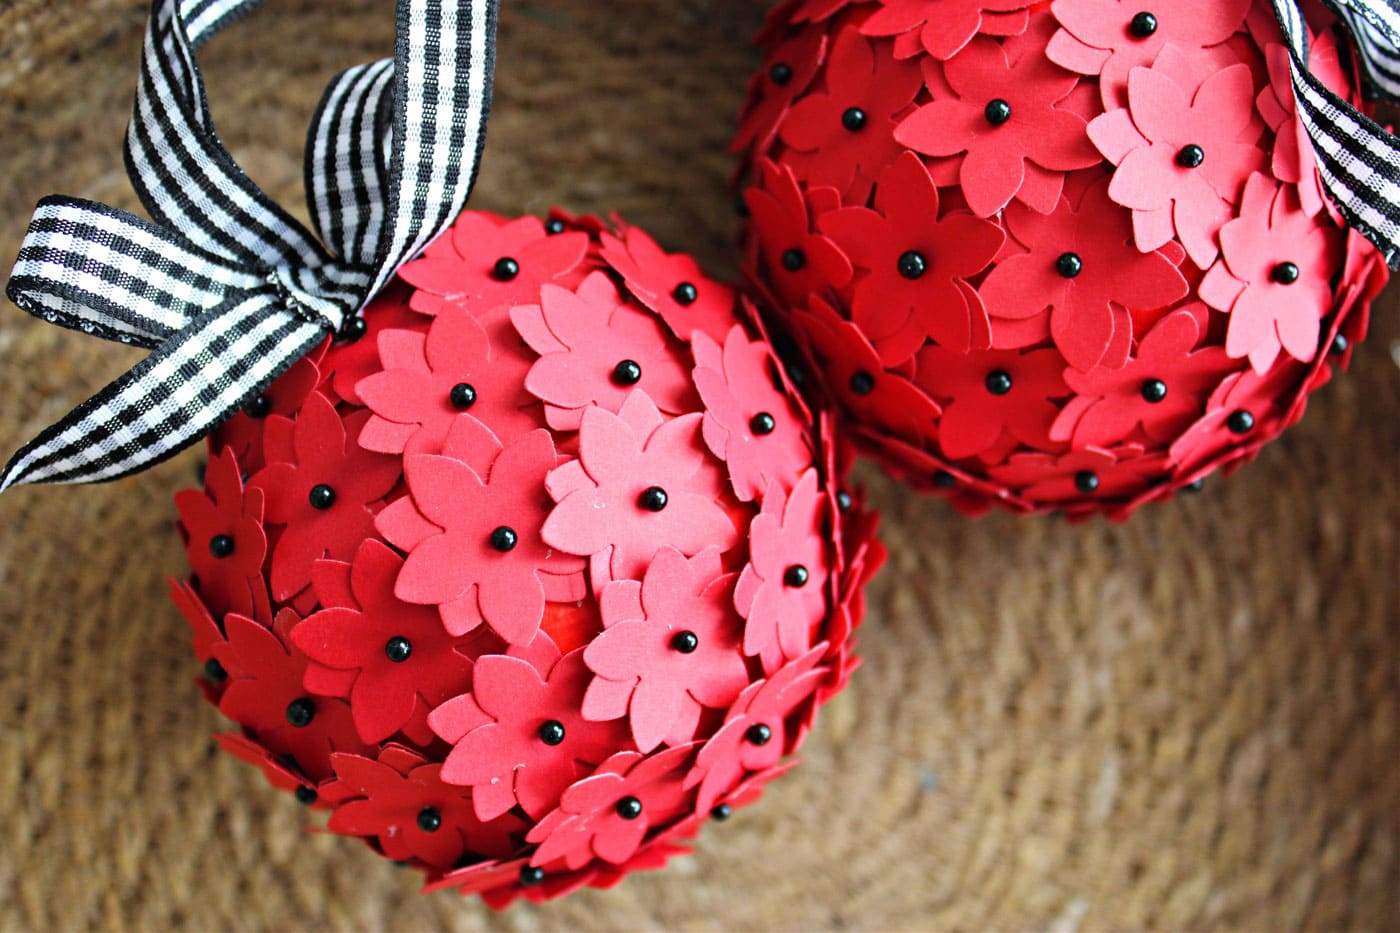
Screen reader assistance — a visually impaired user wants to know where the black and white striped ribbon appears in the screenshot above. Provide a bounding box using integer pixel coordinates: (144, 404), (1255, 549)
(0, 0), (496, 490)
(1275, 0), (1400, 268)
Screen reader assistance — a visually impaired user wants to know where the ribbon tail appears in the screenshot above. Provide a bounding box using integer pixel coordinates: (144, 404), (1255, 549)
(0, 295), (324, 491)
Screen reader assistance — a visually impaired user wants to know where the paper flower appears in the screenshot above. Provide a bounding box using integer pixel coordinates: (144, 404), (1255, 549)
(734, 0), (1382, 516)
(174, 209), (877, 903)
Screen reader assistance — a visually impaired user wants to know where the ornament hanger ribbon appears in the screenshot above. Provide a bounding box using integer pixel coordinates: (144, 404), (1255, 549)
(1276, 0), (1400, 267)
(0, 0), (497, 490)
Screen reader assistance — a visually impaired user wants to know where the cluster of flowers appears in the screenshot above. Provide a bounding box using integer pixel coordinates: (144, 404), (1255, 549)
(734, 0), (1388, 517)
(172, 209), (883, 905)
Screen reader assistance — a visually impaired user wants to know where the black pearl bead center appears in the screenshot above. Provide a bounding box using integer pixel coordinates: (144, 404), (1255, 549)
(385, 637), (412, 663)
(1130, 11), (1158, 37)
(209, 534), (235, 558)
(1227, 409), (1255, 434)
(545, 218), (566, 235)
(338, 315), (368, 344)
(749, 412), (777, 436)
(538, 720), (566, 746)
(490, 526), (519, 552)
(784, 564), (810, 588)
(780, 247), (806, 272)
(639, 486), (669, 511)
(492, 256), (520, 281)
(745, 723), (773, 746)
(985, 370), (1013, 396)
(1271, 261), (1300, 284)
(672, 281), (699, 306)
(285, 697), (316, 728)
(984, 98), (1012, 125)
(1177, 144), (1205, 168)
(308, 484), (337, 510)
(204, 658), (228, 682)
(1140, 379), (1168, 403)
(849, 370), (875, 396)
(417, 807), (442, 832)
(769, 62), (794, 85)
(841, 107), (867, 131)
(1056, 252), (1083, 278)
(671, 630), (699, 653)
(294, 785), (318, 805)
(711, 803), (733, 821)
(898, 250), (928, 279)
(246, 394), (272, 419)
(519, 865), (546, 887)
(1075, 470), (1101, 494)
(615, 795), (644, 820)
(612, 359), (643, 386)
(449, 382), (477, 410)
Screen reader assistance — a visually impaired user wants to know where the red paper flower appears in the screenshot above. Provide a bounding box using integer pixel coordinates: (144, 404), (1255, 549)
(175, 447), (272, 624)
(1256, 38), (1346, 219)
(987, 444), (1167, 506)
(1047, 0), (1251, 107)
(513, 272), (696, 431)
(734, 471), (829, 673)
(378, 425), (586, 645)
(215, 732), (325, 806)
(290, 540), (476, 744)
(742, 159), (853, 309)
(526, 744), (697, 870)
(398, 213), (589, 317)
(600, 226), (737, 345)
(542, 392), (737, 586)
(820, 153), (1003, 363)
(860, 0), (1034, 61)
(734, 27), (829, 155)
(356, 305), (538, 455)
(431, 641), (631, 820)
(1088, 57), (1266, 268)
(212, 350), (323, 474)
(894, 20), (1101, 218)
(692, 325), (814, 502)
(582, 548), (748, 752)
(325, 283), (422, 406)
(327, 749), (525, 868)
(250, 392), (401, 601)
(915, 345), (1068, 459)
(1167, 362), (1301, 475)
(1199, 173), (1344, 372)
(778, 29), (924, 200)
(979, 176), (1188, 371)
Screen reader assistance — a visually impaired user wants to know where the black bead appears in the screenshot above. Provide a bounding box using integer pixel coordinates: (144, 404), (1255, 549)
(1226, 409), (1255, 434)
(849, 370), (875, 396)
(203, 658), (228, 682)
(492, 256), (520, 281)
(749, 412), (777, 436)
(245, 394), (272, 418)
(1129, 11), (1158, 37)
(735, 192), (751, 218)
(1330, 333), (1349, 355)
(612, 359), (643, 386)
(294, 785), (318, 805)
(538, 720), (566, 746)
(614, 795), (643, 820)
(745, 723), (773, 746)
(897, 250), (928, 279)
(841, 107), (867, 131)
(1176, 144), (1205, 168)
(285, 697), (316, 728)
(985, 370), (1013, 395)
(1183, 478), (1205, 493)
(784, 565), (810, 588)
(1271, 261), (1300, 284)
(836, 490), (854, 512)
(385, 637), (413, 663)
(308, 484), (337, 510)
(449, 382), (478, 410)
(639, 486), (669, 511)
(1074, 470), (1100, 494)
(545, 218), (566, 235)
(1140, 379), (1168, 403)
(416, 807), (443, 832)
(519, 865), (546, 887)
(769, 62), (794, 85)
(337, 315), (368, 344)
(780, 247), (807, 272)
(209, 534), (235, 558)
(711, 803), (733, 821)
(984, 98), (1012, 125)
(671, 630), (699, 653)
(1056, 252), (1083, 278)
(933, 470), (956, 489)
(672, 281), (699, 306)
(490, 526), (519, 552)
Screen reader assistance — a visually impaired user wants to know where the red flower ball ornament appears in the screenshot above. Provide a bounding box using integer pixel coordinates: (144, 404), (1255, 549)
(735, 0), (1387, 518)
(178, 209), (884, 904)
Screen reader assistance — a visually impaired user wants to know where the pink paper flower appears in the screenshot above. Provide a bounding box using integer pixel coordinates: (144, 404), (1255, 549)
(1256, 38), (1346, 219)
(512, 272), (696, 431)
(860, 0), (1034, 61)
(175, 446), (272, 624)
(915, 345), (1068, 459)
(742, 159), (853, 309)
(820, 152), (1004, 363)
(734, 471), (829, 673)
(581, 548), (748, 753)
(542, 392), (737, 586)
(599, 226), (737, 345)
(1199, 173), (1344, 372)
(430, 643), (631, 821)
(894, 18), (1101, 218)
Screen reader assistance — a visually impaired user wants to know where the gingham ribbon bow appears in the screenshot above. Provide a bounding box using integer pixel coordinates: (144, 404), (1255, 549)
(0, 0), (497, 490)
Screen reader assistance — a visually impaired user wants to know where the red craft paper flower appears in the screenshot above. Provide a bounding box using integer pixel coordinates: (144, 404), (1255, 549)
(513, 272), (697, 431)
(915, 345), (1068, 459)
(979, 176), (1188, 371)
(1167, 361), (1303, 475)
(733, 27), (828, 156)
(742, 159), (853, 309)
(378, 425), (587, 645)
(860, 0), (1034, 61)
(600, 226), (737, 345)
(290, 540), (476, 744)
(987, 444), (1167, 506)
(581, 548), (749, 753)
(778, 29), (923, 200)
(1199, 173), (1344, 372)
(1256, 37), (1346, 219)
(175, 447), (271, 623)
(526, 744), (697, 870)
(1047, 0), (1251, 107)
(734, 471), (829, 673)
(894, 21), (1101, 218)
(1088, 57), (1265, 268)
(356, 305), (538, 455)
(325, 283), (421, 406)
(250, 392), (401, 601)
(1052, 309), (1239, 448)
(327, 749), (525, 868)
(215, 732), (326, 806)
(820, 153), (1003, 363)
(692, 325), (814, 502)
(542, 391), (737, 586)
(431, 640), (631, 821)
(212, 350), (323, 474)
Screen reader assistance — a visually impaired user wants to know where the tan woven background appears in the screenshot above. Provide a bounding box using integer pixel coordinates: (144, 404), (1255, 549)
(1, 1), (1397, 929)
